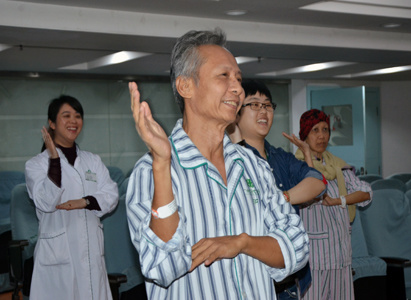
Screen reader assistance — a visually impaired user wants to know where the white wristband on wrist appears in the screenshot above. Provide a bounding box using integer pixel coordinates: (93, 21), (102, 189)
(151, 198), (178, 219)
(340, 195), (347, 208)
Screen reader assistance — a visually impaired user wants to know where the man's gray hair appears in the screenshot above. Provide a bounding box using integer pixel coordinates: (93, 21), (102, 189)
(170, 28), (227, 113)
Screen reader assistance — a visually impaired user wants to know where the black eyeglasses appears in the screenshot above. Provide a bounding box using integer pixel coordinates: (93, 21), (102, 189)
(242, 102), (277, 112)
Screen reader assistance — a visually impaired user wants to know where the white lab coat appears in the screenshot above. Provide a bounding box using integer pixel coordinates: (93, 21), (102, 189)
(25, 146), (119, 300)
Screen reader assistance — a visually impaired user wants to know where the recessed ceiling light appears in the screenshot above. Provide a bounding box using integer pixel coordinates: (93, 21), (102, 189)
(301, 1), (411, 19)
(28, 72), (40, 78)
(382, 23), (402, 28)
(0, 44), (11, 52)
(335, 65), (411, 78)
(257, 61), (354, 76)
(235, 56), (260, 64)
(225, 10), (247, 16)
(60, 51), (152, 70)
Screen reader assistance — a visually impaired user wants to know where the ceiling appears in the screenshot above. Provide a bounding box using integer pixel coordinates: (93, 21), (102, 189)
(1, 0), (411, 81)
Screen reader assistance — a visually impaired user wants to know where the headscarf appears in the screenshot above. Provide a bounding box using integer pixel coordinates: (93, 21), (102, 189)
(299, 109), (330, 142)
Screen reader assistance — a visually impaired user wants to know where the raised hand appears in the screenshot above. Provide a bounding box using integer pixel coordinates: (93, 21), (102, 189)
(42, 126), (59, 158)
(282, 132), (310, 154)
(129, 82), (171, 162)
(283, 132), (314, 167)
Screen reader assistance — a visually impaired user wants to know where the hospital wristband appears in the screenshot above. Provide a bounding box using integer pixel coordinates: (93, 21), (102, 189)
(340, 195), (347, 208)
(151, 198), (177, 219)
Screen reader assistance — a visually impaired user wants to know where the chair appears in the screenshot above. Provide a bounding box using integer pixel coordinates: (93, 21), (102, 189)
(107, 166), (126, 187)
(405, 179), (411, 192)
(8, 183), (129, 299)
(118, 177), (129, 198)
(102, 194), (146, 300)
(358, 174), (383, 184)
(351, 210), (387, 299)
(406, 190), (411, 207)
(8, 183), (37, 299)
(386, 173), (411, 185)
(0, 171), (25, 293)
(0, 171), (25, 235)
(360, 179), (411, 299)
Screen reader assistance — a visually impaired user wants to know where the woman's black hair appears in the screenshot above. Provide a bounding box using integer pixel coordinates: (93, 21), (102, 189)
(41, 95), (84, 152)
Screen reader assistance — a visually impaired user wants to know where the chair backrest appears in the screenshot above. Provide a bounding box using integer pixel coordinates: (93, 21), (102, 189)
(406, 179), (411, 192)
(0, 171), (26, 204)
(362, 179), (411, 257)
(10, 183), (38, 261)
(107, 166), (126, 186)
(361, 180), (411, 293)
(351, 210), (369, 258)
(101, 194), (144, 293)
(386, 173), (411, 184)
(371, 178), (406, 193)
(406, 190), (411, 210)
(118, 177), (129, 198)
(0, 171), (26, 234)
(358, 174), (383, 184)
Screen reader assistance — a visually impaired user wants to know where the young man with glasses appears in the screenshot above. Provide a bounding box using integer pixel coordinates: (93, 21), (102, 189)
(228, 79), (327, 299)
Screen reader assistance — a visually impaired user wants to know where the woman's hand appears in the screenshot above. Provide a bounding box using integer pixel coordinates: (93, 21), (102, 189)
(283, 132), (310, 154)
(56, 198), (87, 210)
(321, 194), (340, 206)
(283, 132), (314, 167)
(129, 82), (171, 162)
(42, 126), (59, 159)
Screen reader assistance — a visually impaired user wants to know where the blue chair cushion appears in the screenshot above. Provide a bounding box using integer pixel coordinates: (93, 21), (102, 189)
(118, 177), (129, 197)
(371, 178), (406, 192)
(352, 256), (386, 281)
(358, 174), (383, 184)
(351, 210), (368, 257)
(107, 166), (125, 186)
(102, 195), (144, 293)
(10, 183), (38, 261)
(387, 173), (411, 184)
(0, 171), (25, 204)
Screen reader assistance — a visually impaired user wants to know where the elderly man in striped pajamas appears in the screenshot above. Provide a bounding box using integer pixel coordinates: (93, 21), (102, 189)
(126, 28), (309, 300)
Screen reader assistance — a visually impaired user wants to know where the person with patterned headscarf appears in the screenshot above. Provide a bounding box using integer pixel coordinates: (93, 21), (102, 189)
(294, 108), (372, 300)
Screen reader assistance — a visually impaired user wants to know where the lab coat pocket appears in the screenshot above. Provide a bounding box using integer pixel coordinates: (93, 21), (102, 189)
(37, 230), (71, 266)
(97, 223), (104, 256)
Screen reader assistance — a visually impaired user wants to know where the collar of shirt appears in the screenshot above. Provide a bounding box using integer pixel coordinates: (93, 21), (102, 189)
(242, 139), (277, 161)
(170, 119), (244, 170)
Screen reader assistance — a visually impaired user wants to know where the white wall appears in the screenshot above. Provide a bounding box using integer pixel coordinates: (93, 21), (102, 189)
(289, 79), (411, 177)
(380, 81), (411, 177)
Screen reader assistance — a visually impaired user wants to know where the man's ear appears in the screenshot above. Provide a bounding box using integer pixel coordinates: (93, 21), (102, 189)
(176, 76), (193, 99)
(49, 119), (55, 130)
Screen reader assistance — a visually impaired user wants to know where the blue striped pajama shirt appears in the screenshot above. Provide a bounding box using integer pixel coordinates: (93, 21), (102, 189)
(126, 119), (309, 300)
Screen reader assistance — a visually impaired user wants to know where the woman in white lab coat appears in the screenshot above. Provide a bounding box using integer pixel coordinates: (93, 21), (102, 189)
(25, 95), (119, 300)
